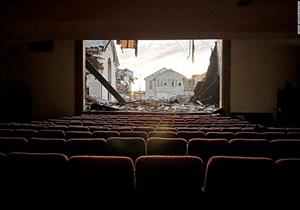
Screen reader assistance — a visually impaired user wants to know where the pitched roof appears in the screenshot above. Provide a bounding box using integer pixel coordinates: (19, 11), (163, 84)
(144, 68), (186, 80)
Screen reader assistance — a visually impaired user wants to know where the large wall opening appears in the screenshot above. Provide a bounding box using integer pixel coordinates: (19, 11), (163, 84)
(82, 39), (222, 114)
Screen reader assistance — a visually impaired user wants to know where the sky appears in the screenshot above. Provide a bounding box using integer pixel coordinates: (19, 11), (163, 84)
(115, 40), (216, 91)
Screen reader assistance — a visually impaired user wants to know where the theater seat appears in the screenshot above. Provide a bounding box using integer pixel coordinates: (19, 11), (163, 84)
(6, 152), (67, 209)
(37, 129), (65, 138)
(120, 131), (148, 140)
(66, 156), (134, 208)
(187, 138), (229, 164)
(28, 138), (66, 154)
(271, 139), (300, 159)
(148, 131), (177, 138)
(0, 153), (6, 208)
(276, 158), (300, 207)
(66, 138), (107, 156)
(107, 137), (146, 160)
(204, 156), (276, 208)
(147, 137), (187, 155)
(135, 156), (203, 207)
(0, 137), (28, 153)
(229, 139), (271, 157)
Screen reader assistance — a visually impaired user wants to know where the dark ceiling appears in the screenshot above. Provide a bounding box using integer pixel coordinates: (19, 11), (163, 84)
(0, 0), (297, 40)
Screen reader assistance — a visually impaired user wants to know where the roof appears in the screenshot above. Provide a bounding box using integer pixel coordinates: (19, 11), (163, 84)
(84, 40), (110, 49)
(144, 68), (186, 80)
(84, 40), (120, 66)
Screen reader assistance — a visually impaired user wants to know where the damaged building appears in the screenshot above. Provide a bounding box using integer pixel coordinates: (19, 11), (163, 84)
(192, 41), (220, 107)
(116, 68), (135, 101)
(84, 40), (119, 104)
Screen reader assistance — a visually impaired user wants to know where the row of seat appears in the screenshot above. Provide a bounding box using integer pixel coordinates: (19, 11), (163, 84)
(1, 128), (300, 140)
(0, 122), (260, 132)
(1, 137), (300, 161)
(0, 153), (298, 208)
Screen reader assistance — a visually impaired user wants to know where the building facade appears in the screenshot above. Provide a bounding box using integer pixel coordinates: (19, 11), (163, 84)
(84, 40), (119, 103)
(144, 68), (185, 99)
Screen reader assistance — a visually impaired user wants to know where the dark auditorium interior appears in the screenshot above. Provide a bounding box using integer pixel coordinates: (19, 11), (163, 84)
(0, 0), (300, 209)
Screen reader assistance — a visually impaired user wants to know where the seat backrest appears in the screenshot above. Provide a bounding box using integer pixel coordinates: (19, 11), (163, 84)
(107, 137), (146, 160)
(229, 139), (271, 157)
(147, 137), (187, 155)
(286, 132), (300, 139)
(204, 156), (276, 205)
(120, 131), (147, 140)
(276, 158), (300, 205)
(148, 131), (177, 138)
(234, 132), (262, 139)
(135, 156), (203, 196)
(28, 137), (66, 154)
(67, 125), (89, 132)
(92, 131), (120, 139)
(66, 138), (107, 156)
(176, 131), (206, 140)
(133, 126), (155, 133)
(0, 153), (6, 208)
(66, 156), (134, 207)
(261, 132), (286, 140)
(6, 152), (67, 208)
(37, 129), (65, 138)
(271, 139), (300, 159)
(0, 129), (13, 137)
(88, 126), (110, 132)
(13, 129), (38, 139)
(187, 138), (229, 163)
(67, 155), (134, 191)
(205, 132), (234, 140)
(0, 137), (28, 153)
(65, 131), (92, 139)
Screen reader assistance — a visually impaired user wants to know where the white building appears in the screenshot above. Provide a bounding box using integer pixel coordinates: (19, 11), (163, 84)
(144, 68), (185, 99)
(84, 40), (119, 102)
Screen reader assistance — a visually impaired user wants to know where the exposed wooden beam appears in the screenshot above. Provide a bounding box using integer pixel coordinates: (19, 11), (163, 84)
(86, 57), (126, 105)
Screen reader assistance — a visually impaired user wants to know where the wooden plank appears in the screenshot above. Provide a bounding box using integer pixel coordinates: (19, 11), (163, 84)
(86, 57), (126, 104)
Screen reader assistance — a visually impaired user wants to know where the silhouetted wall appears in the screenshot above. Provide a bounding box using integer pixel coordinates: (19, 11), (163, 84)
(230, 39), (300, 120)
(0, 41), (75, 120)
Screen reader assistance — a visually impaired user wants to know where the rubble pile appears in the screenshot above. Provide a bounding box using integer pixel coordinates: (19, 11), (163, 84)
(88, 98), (217, 113)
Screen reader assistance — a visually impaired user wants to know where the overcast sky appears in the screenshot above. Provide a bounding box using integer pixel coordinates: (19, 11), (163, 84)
(115, 40), (216, 91)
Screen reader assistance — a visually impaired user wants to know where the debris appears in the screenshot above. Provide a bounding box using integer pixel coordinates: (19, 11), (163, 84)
(86, 97), (218, 113)
(90, 103), (120, 111)
(168, 95), (190, 104)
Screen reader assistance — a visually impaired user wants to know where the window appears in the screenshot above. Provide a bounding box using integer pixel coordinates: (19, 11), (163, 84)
(179, 82), (181, 86)
(157, 79), (160, 86)
(108, 58), (112, 83)
(149, 81), (153, 89)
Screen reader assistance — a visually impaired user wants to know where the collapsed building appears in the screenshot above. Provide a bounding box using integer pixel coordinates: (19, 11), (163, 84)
(84, 40), (119, 104)
(191, 42), (220, 107)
